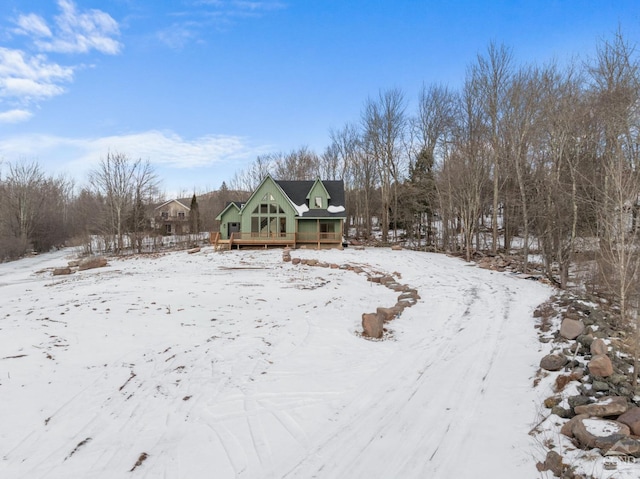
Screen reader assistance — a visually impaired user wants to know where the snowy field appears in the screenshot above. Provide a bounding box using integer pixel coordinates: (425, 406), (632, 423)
(0, 247), (553, 479)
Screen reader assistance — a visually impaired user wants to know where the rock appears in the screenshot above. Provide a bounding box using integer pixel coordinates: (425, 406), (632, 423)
(78, 256), (108, 271)
(589, 354), (614, 377)
(574, 396), (628, 417)
(53, 267), (72, 276)
(561, 414), (589, 438)
(572, 417), (631, 448)
(379, 276), (395, 285)
(376, 306), (402, 322)
(368, 276), (382, 283)
(576, 334), (594, 349)
(568, 395), (591, 410)
(362, 313), (384, 339)
(536, 450), (565, 477)
(617, 407), (640, 435)
(540, 353), (568, 372)
(592, 380), (610, 392)
(560, 318), (585, 340)
(67, 260), (80, 267)
(609, 374), (627, 386)
(391, 244), (402, 251)
(551, 406), (571, 418)
(329, 263), (339, 269)
(591, 338), (608, 356)
(291, 257), (301, 265)
(606, 436), (640, 457)
(187, 247), (201, 254)
(398, 291), (420, 302)
(389, 283), (407, 292)
(545, 396), (562, 408)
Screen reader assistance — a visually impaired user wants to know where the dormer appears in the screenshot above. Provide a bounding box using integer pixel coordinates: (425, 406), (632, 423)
(306, 178), (331, 209)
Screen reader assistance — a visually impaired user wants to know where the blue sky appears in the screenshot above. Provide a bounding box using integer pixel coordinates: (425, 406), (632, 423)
(0, 0), (638, 196)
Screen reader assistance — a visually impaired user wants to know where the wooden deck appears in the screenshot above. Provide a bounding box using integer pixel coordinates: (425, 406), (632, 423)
(211, 232), (342, 250)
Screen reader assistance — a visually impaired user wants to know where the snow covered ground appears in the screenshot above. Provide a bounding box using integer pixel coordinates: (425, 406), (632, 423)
(0, 246), (553, 478)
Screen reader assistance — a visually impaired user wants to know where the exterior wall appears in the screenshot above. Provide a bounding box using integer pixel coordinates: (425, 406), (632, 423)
(240, 178), (297, 236)
(307, 181), (330, 209)
(219, 206), (241, 240)
(297, 218), (343, 243)
(155, 200), (190, 235)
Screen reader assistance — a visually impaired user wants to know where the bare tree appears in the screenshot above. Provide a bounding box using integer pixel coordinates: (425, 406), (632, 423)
(89, 152), (158, 254)
(362, 87), (407, 242)
(473, 42), (513, 253)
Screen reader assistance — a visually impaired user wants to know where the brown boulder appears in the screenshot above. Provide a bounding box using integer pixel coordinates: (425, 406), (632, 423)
(391, 244), (402, 251)
(560, 318), (585, 340)
(572, 417), (630, 449)
(617, 407), (640, 436)
(540, 353), (568, 372)
(53, 267), (72, 276)
(560, 414), (589, 438)
(291, 257), (301, 265)
(588, 354), (614, 377)
(362, 313), (384, 339)
(376, 307), (402, 322)
(590, 338), (608, 356)
(78, 256), (108, 271)
(187, 247), (201, 254)
(574, 396), (628, 417)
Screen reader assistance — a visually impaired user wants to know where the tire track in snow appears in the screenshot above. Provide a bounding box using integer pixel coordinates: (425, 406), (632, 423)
(279, 265), (546, 479)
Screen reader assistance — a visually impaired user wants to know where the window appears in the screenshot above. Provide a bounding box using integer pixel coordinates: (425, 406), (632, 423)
(314, 196), (323, 208)
(251, 193), (286, 236)
(161, 211), (168, 219)
(178, 212), (185, 219)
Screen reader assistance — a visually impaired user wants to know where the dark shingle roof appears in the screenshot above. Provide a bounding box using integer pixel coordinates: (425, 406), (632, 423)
(275, 180), (345, 217)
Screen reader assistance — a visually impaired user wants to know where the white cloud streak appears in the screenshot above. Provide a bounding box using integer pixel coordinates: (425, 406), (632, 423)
(14, 13), (53, 38)
(0, 109), (33, 123)
(159, 1), (286, 49)
(0, 130), (269, 176)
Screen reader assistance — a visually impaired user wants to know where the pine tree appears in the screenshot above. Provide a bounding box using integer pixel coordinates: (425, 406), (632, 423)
(189, 193), (200, 234)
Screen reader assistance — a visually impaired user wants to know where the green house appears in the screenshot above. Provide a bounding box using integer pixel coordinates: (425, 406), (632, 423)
(215, 175), (346, 248)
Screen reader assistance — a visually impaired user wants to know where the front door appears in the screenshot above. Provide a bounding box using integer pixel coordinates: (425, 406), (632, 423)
(228, 222), (240, 235)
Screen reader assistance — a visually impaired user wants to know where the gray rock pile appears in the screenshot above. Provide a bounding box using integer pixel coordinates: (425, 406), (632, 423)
(535, 292), (640, 469)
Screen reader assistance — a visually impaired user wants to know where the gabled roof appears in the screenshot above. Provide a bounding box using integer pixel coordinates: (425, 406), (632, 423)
(215, 176), (346, 219)
(275, 179), (345, 215)
(215, 201), (243, 221)
(306, 178), (331, 201)
(155, 198), (190, 211)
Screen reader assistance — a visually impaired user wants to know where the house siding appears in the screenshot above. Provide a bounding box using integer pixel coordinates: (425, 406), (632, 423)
(218, 206), (242, 239)
(240, 178), (297, 236)
(307, 180), (330, 209)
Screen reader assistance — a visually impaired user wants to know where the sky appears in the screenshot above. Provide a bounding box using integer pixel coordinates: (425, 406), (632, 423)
(0, 0), (639, 197)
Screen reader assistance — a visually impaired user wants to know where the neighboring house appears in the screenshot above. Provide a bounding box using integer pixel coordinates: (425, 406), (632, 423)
(215, 175), (346, 248)
(153, 199), (191, 235)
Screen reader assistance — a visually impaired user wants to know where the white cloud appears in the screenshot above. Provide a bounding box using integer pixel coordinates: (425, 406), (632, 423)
(160, 1), (286, 48)
(2, 1), (120, 122)
(0, 47), (73, 102)
(14, 13), (52, 38)
(0, 130), (270, 176)
(13, 0), (122, 55)
(0, 109), (33, 123)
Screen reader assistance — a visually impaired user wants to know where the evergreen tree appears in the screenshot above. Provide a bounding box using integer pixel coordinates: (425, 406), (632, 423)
(189, 193), (200, 234)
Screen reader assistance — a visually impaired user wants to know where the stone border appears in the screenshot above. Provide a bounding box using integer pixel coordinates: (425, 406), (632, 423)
(282, 247), (420, 339)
